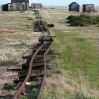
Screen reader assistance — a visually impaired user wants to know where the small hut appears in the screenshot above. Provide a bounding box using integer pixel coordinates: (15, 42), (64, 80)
(2, 3), (11, 11)
(31, 3), (42, 9)
(82, 4), (94, 12)
(11, 0), (29, 11)
(69, 2), (80, 12)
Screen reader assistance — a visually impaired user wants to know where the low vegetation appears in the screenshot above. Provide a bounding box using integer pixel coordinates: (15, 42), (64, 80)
(40, 29), (99, 99)
(66, 14), (99, 26)
(4, 83), (16, 90)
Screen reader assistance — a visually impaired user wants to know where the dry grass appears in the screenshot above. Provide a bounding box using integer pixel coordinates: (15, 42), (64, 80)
(41, 70), (96, 99)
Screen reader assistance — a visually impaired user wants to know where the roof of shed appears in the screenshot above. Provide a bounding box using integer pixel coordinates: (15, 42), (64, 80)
(82, 4), (94, 6)
(69, 2), (80, 6)
(11, 0), (29, 3)
(31, 3), (42, 4)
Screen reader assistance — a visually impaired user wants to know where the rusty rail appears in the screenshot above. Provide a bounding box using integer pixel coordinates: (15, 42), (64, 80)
(37, 42), (52, 99)
(13, 44), (44, 99)
(13, 10), (53, 99)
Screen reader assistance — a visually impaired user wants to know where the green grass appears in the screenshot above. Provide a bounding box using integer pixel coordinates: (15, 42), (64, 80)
(51, 29), (99, 89)
(66, 14), (99, 26)
(40, 29), (99, 99)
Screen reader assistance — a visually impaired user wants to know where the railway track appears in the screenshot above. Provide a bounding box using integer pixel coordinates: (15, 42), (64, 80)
(5, 10), (54, 99)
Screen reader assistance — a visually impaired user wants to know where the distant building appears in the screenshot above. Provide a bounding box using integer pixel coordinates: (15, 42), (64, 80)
(2, 3), (11, 11)
(31, 3), (42, 9)
(11, 0), (29, 11)
(69, 2), (80, 12)
(82, 4), (94, 12)
(2, 0), (29, 11)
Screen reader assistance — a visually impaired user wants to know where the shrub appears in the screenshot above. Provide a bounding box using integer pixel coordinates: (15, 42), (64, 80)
(66, 14), (99, 26)
(28, 17), (33, 20)
(80, 14), (91, 19)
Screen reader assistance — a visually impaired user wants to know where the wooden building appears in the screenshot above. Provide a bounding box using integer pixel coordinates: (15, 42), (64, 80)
(11, 0), (29, 11)
(82, 4), (94, 12)
(69, 2), (80, 12)
(2, 3), (11, 11)
(31, 3), (42, 9)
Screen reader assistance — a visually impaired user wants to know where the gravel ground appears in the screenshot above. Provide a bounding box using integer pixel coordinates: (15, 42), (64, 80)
(0, 9), (42, 97)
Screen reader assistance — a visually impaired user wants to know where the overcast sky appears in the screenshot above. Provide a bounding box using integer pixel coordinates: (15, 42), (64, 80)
(0, 0), (99, 6)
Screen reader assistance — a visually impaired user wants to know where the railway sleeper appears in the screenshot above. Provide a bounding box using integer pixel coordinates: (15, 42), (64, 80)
(33, 55), (54, 59)
(19, 74), (43, 79)
(18, 70), (43, 76)
(22, 61), (52, 67)
(26, 58), (50, 64)
(7, 67), (43, 72)
(22, 62), (51, 68)
(22, 54), (55, 60)
(22, 66), (43, 71)
(7, 60), (54, 72)
(39, 36), (54, 42)
(33, 47), (48, 51)
(22, 63), (55, 71)
(22, 63), (44, 69)
(22, 64), (51, 70)
(33, 50), (52, 55)
(35, 16), (41, 19)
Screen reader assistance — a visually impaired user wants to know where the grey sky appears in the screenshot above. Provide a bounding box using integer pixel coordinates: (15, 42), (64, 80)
(0, 0), (99, 6)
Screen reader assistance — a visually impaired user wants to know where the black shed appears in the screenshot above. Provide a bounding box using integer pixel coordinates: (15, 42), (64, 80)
(69, 2), (80, 12)
(2, 3), (11, 11)
(11, 0), (29, 11)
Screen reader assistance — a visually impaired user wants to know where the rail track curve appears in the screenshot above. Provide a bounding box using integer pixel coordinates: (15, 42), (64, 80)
(13, 10), (54, 99)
